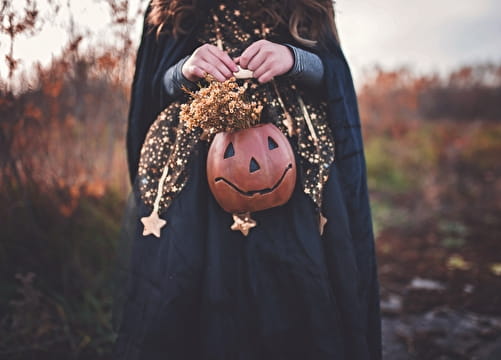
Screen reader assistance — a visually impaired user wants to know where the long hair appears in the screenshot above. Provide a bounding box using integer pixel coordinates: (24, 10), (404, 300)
(147, 0), (340, 47)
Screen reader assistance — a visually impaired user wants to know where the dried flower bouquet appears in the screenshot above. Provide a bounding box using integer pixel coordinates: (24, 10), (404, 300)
(179, 76), (263, 135)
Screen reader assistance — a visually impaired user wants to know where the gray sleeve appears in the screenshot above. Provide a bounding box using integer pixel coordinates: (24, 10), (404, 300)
(163, 55), (199, 98)
(283, 44), (324, 87)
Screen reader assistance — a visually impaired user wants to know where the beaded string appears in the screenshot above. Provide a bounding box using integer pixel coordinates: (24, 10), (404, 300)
(151, 161), (170, 218)
(271, 80), (295, 136)
(297, 95), (328, 234)
(297, 95), (318, 145)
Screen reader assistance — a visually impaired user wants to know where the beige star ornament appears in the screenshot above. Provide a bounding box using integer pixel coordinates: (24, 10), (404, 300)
(141, 212), (167, 238)
(231, 212), (257, 236)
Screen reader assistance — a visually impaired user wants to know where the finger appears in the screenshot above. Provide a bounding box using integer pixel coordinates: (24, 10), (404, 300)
(238, 42), (262, 69)
(257, 70), (275, 84)
(246, 49), (267, 72)
(207, 46), (238, 72)
(189, 65), (206, 80)
(200, 52), (234, 78)
(252, 59), (272, 79)
(182, 61), (206, 82)
(198, 61), (227, 82)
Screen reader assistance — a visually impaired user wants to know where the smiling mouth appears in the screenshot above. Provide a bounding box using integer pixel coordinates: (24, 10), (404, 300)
(214, 164), (293, 196)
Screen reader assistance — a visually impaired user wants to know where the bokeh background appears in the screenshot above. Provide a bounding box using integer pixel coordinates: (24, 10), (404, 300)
(1, 1), (500, 359)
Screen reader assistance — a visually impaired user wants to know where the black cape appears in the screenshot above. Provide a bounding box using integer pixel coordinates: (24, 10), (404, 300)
(116, 2), (381, 359)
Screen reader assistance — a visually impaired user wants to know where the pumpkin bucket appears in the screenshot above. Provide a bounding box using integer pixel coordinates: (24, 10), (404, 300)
(207, 123), (296, 214)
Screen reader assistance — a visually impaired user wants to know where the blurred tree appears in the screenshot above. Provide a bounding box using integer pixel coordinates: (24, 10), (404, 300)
(419, 64), (501, 121)
(0, 0), (62, 91)
(0, 0), (40, 89)
(101, 0), (145, 81)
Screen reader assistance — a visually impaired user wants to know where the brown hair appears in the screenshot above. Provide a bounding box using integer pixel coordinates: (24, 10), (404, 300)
(147, 0), (340, 47)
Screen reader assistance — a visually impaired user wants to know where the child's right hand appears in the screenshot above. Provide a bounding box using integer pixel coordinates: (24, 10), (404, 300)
(182, 44), (238, 82)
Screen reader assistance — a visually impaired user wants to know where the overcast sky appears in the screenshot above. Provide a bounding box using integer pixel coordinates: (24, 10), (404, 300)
(336, 0), (501, 83)
(1, 0), (500, 85)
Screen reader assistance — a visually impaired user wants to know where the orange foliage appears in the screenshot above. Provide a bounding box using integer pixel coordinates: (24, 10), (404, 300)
(358, 64), (501, 141)
(0, 45), (132, 216)
(97, 53), (120, 71)
(23, 102), (43, 120)
(358, 64), (501, 230)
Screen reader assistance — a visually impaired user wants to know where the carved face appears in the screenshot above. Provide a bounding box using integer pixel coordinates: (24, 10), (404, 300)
(207, 123), (296, 214)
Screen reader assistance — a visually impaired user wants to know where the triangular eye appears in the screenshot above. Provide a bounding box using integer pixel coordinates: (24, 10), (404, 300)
(224, 142), (235, 158)
(249, 157), (260, 173)
(268, 136), (279, 150)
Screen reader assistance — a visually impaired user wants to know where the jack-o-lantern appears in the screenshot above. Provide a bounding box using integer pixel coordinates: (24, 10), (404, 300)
(207, 123), (296, 214)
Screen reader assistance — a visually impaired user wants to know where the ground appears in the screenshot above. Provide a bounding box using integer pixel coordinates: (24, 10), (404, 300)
(377, 217), (501, 359)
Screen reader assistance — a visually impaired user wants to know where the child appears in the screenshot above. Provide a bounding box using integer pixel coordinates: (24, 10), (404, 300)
(113, 1), (381, 359)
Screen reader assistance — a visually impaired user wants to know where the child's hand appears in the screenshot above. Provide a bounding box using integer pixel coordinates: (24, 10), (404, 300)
(236, 40), (294, 83)
(182, 44), (238, 82)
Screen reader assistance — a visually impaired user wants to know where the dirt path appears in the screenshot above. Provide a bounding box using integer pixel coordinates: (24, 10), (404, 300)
(382, 309), (501, 359)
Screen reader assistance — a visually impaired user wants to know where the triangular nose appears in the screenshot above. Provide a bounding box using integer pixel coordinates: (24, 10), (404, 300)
(249, 157), (260, 173)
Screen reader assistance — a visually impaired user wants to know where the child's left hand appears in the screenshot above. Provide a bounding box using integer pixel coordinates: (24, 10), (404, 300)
(235, 40), (294, 83)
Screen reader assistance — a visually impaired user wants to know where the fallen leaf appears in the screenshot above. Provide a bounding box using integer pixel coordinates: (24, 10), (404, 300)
(489, 263), (501, 276)
(447, 254), (472, 271)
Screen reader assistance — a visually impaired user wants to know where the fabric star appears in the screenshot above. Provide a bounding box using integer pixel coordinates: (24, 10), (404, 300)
(231, 212), (257, 236)
(141, 212), (167, 238)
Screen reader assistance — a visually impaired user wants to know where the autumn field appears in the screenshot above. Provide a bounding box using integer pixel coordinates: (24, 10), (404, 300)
(359, 66), (501, 359)
(2, 58), (500, 358)
(1, 1), (501, 359)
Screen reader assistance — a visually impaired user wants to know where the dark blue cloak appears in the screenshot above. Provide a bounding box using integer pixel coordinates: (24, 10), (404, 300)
(115, 2), (381, 359)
